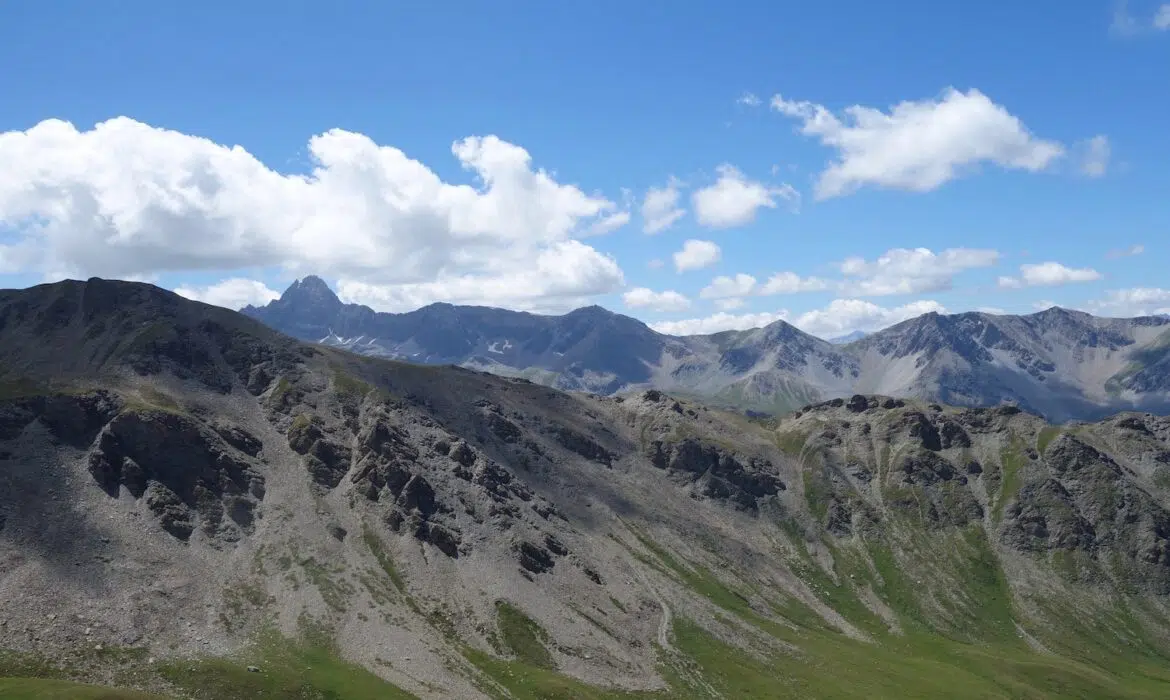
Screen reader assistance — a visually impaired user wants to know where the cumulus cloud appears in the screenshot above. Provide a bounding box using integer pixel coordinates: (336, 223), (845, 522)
(699, 273), (757, 299)
(641, 177), (686, 234)
(0, 117), (628, 311)
(649, 298), (944, 337)
(1076, 135), (1110, 177)
(691, 165), (798, 228)
(650, 310), (789, 336)
(174, 278), (281, 309)
(792, 299), (946, 338)
(673, 239), (722, 272)
(758, 271), (830, 294)
(1086, 287), (1170, 317)
(770, 88), (1065, 199)
(336, 240), (623, 313)
(997, 262), (1102, 289)
(838, 247), (999, 296)
(622, 286), (691, 312)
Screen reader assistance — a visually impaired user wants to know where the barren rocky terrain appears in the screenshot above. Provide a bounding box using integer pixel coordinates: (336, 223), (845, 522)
(4, 278), (1170, 698)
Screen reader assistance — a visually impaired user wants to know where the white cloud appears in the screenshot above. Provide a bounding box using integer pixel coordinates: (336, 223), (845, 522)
(1087, 287), (1170, 317)
(174, 278), (280, 309)
(673, 239), (722, 272)
(1113, 1), (1170, 33)
(699, 273), (757, 299)
(1106, 244), (1144, 259)
(1112, 0), (1141, 35)
(691, 165), (798, 228)
(650, 310), (789, 336)
(714, 298), (746, 311)
(737, 92), (762, 107)
(792, 299), (946, 338)
(622, 287), (691, 312)
(1076, 135), (1110, 177)
(770, 88), (1065, 199)
(758, 271), (830, 294)
(336, 240), (623, 313)
(838, 247), (999, 296)
(977, 306), (1007, 314)
(0, 117), (627, 311)
(584, 210), (632, 236)
(641, 177), (686, 234)
(648, 298), (945, 337)
(1157, 4), (1170, 29)
(997, 261), (1102, 289)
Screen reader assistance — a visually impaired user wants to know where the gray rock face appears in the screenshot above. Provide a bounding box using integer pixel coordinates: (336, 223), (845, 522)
(86, 408), (265, 541)
(787, 395), (1170, 594)
(242, 277), (1170, 423)
(645, 438), (784, 510)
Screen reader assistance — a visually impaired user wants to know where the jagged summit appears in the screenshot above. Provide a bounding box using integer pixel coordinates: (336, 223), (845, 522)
(274, 274), (342, 309)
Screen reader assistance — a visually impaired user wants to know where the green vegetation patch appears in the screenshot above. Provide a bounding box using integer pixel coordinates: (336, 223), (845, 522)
(669, 614), (1170, 700)
(157, 632), (418, 700)
(331, 369), (374, 399)
(462, 647), (669, 700)
(993, 436), (1028, 522)
(1037, 425), (1061, 454)
(0, 677), (164, 699)
(298, 556), (355, 612)
(774, 429), (807, 457)
(362, 525), (406, 594)
(495, 601), (555, 669)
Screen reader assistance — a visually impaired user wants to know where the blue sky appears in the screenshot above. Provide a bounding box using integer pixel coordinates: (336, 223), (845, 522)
(1, 1), (1168, 338)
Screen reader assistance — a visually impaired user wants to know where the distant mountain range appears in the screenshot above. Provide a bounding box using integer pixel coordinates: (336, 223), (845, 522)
(243, 276), (1170, 422)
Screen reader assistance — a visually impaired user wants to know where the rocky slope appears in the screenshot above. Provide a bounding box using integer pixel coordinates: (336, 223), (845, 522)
(4, 278), (1170, 698)
(244, 278), (1170, 422)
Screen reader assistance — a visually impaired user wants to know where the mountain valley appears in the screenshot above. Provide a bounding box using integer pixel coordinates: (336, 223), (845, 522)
(3, 278), (1170, 698)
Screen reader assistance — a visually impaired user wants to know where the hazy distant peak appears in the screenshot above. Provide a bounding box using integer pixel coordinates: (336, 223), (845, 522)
(828, 330), (868, 344)
(278, 275), (341, 309)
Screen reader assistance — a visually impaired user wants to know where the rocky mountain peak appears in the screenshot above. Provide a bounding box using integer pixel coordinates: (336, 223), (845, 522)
(278, 275), (342, 311)
(563, 304), (614, 321)
(759, 318), (819, 344)
(861, 310), (978, 358)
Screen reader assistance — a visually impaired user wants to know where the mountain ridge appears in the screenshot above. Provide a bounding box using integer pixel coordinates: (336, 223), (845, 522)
(243, 277), (1170, 423)
(5, 277), (1170, 698)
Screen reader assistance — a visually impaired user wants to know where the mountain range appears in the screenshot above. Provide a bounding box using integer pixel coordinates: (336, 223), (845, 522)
(244, 276), (1170, 423)
(4, 277), (1170, 699)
